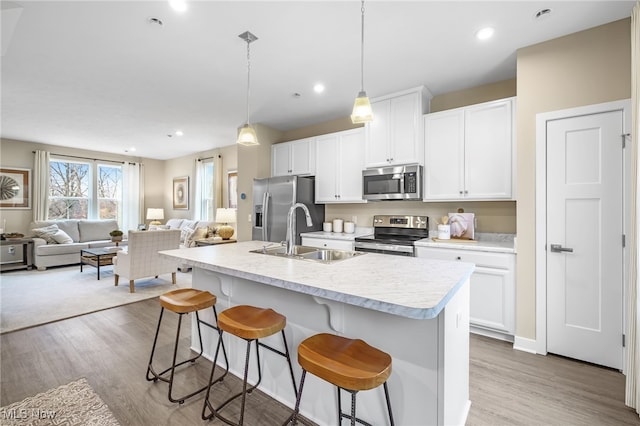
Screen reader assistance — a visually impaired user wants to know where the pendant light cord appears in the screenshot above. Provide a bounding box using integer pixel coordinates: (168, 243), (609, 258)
(360, 0), (365, 93)
(246, 40), (251, 125)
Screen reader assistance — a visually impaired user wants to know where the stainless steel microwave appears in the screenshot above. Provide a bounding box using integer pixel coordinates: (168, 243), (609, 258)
(362, 165), (422, 201)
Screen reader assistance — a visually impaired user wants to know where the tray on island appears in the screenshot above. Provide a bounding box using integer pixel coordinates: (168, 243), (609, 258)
(431, 238), (477, 243)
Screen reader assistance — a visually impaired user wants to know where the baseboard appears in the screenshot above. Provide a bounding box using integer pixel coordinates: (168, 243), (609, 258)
(513, 336), (538, 354)
(470, 326), (514, 343)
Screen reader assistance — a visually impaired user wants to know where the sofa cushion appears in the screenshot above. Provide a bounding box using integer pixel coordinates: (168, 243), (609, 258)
(32, 224), (60, 244)
(31, 220), (81, 242)
(78, 220), (119, 243)
(35, 242), (89, 256)
(166, 219), (184, 229)
(185, 227), (208, 247)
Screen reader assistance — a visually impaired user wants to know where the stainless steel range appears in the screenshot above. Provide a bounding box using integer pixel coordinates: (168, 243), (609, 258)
(354, 215), (429, 257)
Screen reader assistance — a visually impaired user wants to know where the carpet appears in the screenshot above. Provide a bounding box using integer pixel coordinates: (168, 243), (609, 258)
(0, 265), (191, 334)
(0, 378), (120, 425)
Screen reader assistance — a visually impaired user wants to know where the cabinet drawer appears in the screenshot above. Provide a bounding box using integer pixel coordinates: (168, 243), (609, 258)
(416, 247), (513, 269)
(301, 237), (354, 251)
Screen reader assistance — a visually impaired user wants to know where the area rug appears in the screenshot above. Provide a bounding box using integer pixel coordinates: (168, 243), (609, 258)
(0, 265), (191, 334)
(0, 378), (120, 425)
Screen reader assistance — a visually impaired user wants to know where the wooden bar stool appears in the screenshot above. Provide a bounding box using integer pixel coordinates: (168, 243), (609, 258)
(291, 333), (394, 426)
(201, 305), (298, 426)
(146, 288), (229, 404)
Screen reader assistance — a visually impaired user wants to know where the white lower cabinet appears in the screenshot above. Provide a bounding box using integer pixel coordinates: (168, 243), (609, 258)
(301, 237), (354, 251)
(416, 246), (515, 337)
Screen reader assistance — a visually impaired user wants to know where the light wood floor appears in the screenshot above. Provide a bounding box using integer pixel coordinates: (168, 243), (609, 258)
(1, 298), (639, 425)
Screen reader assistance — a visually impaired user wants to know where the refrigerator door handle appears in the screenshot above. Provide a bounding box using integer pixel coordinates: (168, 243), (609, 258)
(262, 192), (270, 241)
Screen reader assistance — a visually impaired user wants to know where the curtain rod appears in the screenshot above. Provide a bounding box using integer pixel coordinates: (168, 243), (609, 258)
(32, 151), (130, 164)
(197, 154), (222, 162)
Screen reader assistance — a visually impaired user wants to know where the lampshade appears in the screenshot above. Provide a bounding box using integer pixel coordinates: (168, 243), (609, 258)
(237, 124), (259, 146)
(216, 208), (237, 224)
(351, 90), (373, 124)
(216, 208), (237, 240)
(146, 208), (164, 225)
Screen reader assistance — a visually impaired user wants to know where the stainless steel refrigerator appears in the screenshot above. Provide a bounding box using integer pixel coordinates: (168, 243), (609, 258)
(252, 176), (324, 245)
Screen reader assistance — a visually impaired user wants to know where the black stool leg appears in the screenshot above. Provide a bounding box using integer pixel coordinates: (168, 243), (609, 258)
(383, 382), (394, 426)
(350, 390), (357, 426)
(337, 387), (343, 425)
(201, 328), (225, 421)
(289, 369), (307, 425)
(146, 307), (165, 382)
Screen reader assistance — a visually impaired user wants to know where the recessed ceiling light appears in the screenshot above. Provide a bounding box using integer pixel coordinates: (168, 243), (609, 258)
(169, 0), (187, 12)
(475, 27), (494, 41)
(313, 83), (325, 94)
(535, 8), (552, 20)
(175, 130), (184, 136)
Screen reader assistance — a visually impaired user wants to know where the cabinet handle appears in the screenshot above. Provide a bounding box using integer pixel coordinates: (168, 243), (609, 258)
(459, 191), (463, 195)
(456, 256), (462, 260)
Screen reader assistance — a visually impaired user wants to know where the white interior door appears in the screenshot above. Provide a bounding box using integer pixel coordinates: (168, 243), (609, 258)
(546, 110), (623, 369)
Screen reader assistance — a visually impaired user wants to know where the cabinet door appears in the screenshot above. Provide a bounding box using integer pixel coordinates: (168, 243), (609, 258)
(337, 129), (365, 202)
(464, 99), (513, 199)
(365, 99), (391, 167)
(272, 143), (291, 176)
(424, 109), (465, 200)
(315, 134), (339, 202)
(290, 138), (315, 176)
(470, 266), (515, 333)
(390, 92), (422, 165)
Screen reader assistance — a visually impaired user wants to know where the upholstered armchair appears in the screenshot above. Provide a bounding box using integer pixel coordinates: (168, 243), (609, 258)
(113, 229), (181, 293)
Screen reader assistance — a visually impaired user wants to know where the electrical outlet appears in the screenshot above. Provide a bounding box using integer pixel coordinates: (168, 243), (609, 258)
(8, 246), (15, 255)
(248, 214), (252, 223)
(351, 215), (357, 225)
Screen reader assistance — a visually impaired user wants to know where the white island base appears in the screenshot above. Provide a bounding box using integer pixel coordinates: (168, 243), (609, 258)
(190, 267), (470, 426)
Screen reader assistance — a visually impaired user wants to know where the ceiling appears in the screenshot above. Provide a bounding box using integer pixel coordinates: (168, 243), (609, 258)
(0, 1), (634, 160)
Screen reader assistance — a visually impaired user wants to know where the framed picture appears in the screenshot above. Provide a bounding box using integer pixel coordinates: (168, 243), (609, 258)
(0, 167), (31, 209)
(173, 176), (189, 210)
(227, 170), (238, 209)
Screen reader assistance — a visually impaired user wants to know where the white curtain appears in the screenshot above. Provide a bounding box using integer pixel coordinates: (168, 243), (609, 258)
(626, 1), (640, 414)
(32, 150), (50, 222)
(194, 156), (223, 221)
(122, 162), (142, 232)
(194, 159), (206, 221)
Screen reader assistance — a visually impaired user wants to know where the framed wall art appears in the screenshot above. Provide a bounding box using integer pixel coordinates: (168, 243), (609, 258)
(173, 176), (189, 210)
(0, 167), (31, 209)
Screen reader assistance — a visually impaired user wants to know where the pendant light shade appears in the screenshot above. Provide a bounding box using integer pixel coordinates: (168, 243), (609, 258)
(237, 31), (259, 146)
(237, 123), (259, 146)
(351, 1), (373, 124)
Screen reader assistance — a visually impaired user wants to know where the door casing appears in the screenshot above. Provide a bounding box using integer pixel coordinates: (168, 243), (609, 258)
(532, 99), (631, 371)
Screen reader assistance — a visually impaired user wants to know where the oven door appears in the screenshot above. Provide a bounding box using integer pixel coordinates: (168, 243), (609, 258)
(354, 241), (415, 257)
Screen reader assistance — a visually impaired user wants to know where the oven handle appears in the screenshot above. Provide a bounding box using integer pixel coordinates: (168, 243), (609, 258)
(354, 241), (415, 254)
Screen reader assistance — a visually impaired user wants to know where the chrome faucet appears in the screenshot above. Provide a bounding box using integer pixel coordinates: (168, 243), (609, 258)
(286, 203), (313, 256)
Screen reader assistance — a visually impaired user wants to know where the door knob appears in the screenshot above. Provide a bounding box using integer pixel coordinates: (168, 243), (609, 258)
(550, 244), (573, 253)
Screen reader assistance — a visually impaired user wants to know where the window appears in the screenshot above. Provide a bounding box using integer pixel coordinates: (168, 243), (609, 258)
(48, 158), (123, 223)
(199, 160), (215, 221)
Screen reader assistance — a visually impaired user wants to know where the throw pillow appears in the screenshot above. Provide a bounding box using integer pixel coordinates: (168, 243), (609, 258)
(32, 224), (60, 244)
(181, 227), (195, 245)
(51, 229), (73, 244)
(186, 227), (208, 248)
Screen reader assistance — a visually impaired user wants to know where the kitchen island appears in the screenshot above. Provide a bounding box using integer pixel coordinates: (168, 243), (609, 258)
(160, 240), (474, 425)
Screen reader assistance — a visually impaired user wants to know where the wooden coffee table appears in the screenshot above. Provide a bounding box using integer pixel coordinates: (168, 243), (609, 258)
(80, 247), (122, 280)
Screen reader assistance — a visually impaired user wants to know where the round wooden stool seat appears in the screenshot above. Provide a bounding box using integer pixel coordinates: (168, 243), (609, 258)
(159, 288), (217, 314)
(298, 333), (392, 391)
(217, 305), (286, 340)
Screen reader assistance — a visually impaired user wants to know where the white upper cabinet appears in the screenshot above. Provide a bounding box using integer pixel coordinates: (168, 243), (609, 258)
(365, 87), (432, 168)
(424, 97), (515, 201)
(271, 138), (316, 177)
(315, 128), (366, 203)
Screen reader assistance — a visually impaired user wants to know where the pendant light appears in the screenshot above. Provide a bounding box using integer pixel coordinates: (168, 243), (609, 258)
(237, 31), (259, 146)
(351, 0), (373, 124)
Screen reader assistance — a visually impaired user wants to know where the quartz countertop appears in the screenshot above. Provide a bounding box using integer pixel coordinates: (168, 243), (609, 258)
(300, 227), (373, 241)
(160, 240), (474, 320)
(415, 233), (516, 254)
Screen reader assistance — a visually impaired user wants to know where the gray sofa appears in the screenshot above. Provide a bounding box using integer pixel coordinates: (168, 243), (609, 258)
(30, 219), (127, 270)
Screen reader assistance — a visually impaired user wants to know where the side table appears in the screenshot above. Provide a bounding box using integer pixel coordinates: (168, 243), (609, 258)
(194, 238), (237, 247)
(0, 238), (34, 272)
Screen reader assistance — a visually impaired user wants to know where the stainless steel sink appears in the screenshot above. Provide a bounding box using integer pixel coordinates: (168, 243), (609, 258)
(250, 244), (365, 263)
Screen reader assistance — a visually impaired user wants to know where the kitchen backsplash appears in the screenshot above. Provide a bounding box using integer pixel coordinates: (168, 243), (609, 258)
(325, 200), (516, 234)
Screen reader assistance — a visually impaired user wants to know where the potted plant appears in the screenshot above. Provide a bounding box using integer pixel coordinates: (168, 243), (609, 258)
(109, 229), (124, 243)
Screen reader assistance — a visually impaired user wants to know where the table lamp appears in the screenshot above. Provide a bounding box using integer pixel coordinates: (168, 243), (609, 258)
(216, 208), (236, 240)
(146, 208), (164, 226)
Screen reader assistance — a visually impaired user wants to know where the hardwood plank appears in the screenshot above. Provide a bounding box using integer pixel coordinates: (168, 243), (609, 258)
(1, 299), (638, 425)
